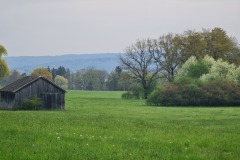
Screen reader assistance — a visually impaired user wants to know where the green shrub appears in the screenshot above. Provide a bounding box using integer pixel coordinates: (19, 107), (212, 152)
(201, 80), (240, 106)
(21, 97), (42, 110)
(121, 92), (134, 99)
(147, 83), (183, 106)
(154, 83), (203, 106)
(147, 79), (240, 106)
(146, 89), (162, 106)
(121, 91), (140, 99)
(130, 85), (143, 99)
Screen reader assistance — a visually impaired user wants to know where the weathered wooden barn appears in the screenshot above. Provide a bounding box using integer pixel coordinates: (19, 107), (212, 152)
(0, 76), (66, 110)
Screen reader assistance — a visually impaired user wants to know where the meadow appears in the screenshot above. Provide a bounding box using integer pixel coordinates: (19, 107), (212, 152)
(0, 90), (240, 160)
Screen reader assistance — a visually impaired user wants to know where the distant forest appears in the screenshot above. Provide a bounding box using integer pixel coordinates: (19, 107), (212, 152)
(0, 66), (132, 91)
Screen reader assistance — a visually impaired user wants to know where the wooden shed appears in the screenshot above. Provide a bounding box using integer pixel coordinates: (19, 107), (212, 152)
(0, 76), (66, 110)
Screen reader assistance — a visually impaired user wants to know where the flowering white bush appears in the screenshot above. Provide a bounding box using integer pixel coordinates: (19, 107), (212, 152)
(175, 55), (215, 81)
(175, 55), (240, 83)
(200, 59), (240, 82)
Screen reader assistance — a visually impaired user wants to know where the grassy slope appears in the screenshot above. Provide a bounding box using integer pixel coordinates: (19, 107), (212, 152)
(0, 90), (240, 160)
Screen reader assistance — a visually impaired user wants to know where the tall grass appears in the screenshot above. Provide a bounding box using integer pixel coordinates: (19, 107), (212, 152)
(0, 90), (239, 159)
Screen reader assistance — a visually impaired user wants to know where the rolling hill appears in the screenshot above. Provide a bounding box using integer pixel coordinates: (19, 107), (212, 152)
(3, 53), (120, 73)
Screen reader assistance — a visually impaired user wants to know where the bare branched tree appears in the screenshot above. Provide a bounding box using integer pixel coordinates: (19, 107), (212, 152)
(120, 39), (160, 99)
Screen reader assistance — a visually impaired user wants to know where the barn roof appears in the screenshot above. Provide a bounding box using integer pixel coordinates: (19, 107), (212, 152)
(0, 76), (66, 93)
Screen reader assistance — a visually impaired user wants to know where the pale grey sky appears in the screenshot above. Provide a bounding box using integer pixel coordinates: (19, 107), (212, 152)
(0, 0), (239, 56)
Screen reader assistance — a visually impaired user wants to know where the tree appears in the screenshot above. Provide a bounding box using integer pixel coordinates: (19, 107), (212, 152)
(120, 39), (160, 99)
(156, 28), (240, 82)
(151, 33), (183, 82)
(81, 67), (98, 90)
(0, 44), (7, 56)
(51, 67), (57, 80)
(73, 67), (109, 90)
(179, 30), (207, 61)
(106, 72), (118, 91)
(0, 44), (9, 78)
(97, 70), (108, 90)
(9, 70), (22, 81)
(55, 66), (67, 77)
(202, 27), (240, 64)
(54, 75), (68, 90)
(68, 72), (76, 90)
(49, 66), (70, 80)
(0, 69), (22, 87)
(106, 66), (131, 91)
(176, 28), (239, 64)
(31, 68), (52, 81)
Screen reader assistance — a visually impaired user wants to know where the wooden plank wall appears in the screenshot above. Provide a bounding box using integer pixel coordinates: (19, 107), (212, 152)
(14, 78), (65, 109)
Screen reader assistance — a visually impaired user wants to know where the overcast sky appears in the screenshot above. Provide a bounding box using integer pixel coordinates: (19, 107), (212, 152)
(0, 0), (240, 56)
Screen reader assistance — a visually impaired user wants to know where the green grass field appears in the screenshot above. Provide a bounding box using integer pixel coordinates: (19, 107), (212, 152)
(0, 90), (240, 160)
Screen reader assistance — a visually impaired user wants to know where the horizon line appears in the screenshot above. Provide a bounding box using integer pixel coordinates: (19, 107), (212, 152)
(3, 52), (123, 58)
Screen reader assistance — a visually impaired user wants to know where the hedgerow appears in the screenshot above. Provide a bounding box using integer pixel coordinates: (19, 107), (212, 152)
(147, 79), (240, 106)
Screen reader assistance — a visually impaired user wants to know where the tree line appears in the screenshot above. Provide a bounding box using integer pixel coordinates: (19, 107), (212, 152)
(0, 65), (132, 91)
(1, 27), (240, 103)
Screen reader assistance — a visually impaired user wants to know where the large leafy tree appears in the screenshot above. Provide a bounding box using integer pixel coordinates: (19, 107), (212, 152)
(31, 68), (53, 81)
(202, 28), (240, 64)
(151, 28), (239, 82)
(0, 44), (10, 78)
(179, 30), (207, 61)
